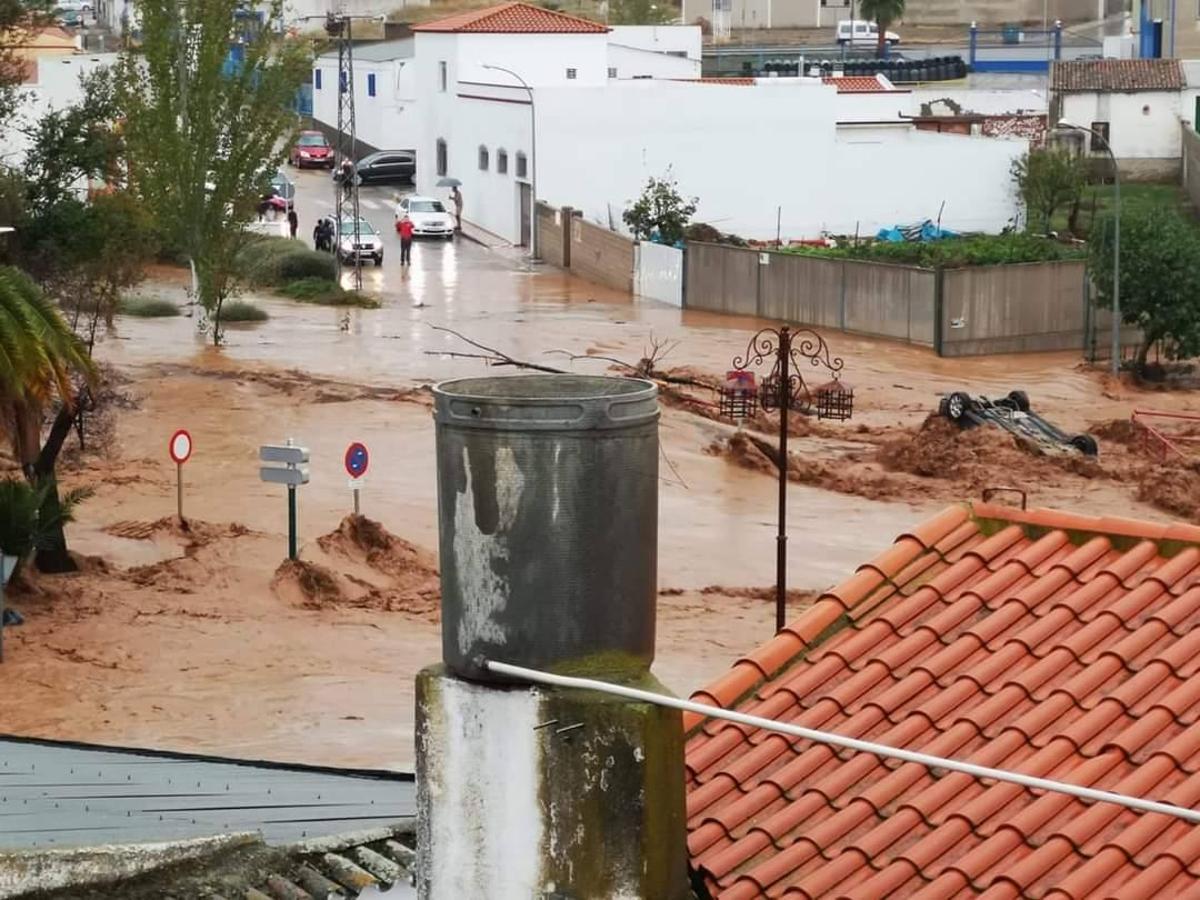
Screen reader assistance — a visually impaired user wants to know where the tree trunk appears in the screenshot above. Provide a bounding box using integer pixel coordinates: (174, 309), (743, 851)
(876, 27), (886, 57)
(30, 400), (81, 573)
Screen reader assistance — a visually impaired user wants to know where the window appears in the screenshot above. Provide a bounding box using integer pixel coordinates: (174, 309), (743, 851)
(436, 138), (447, 177)
(314, 68), (321, 90)
(439, 60), (448, 92)
(497, 149), (508, 174)
(478, 144), (489, 171)
(1090, 121), (1110, 152)
(515, 151), (528, 179)
(607, 66), (617, 78)
(566, 67), (577, 79)
(367, 73), (376, 97)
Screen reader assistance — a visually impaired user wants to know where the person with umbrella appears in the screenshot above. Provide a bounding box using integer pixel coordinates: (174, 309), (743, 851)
(450, 185), (463, 232)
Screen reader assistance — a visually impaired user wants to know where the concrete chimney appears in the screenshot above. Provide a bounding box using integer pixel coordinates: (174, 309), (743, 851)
(416, 375), (689, 899)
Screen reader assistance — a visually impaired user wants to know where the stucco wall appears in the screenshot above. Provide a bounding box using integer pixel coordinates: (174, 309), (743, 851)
(313, 54), (417, 155)
(1059, 89), (1183, 172)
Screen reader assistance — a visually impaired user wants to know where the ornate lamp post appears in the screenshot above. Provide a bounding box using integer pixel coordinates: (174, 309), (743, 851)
(719, 325), (851, 633)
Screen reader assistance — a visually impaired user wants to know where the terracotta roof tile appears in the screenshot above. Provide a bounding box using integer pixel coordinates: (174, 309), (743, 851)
(411, 1), (607, 33)
(686, 501), (1200, 898)
(1051, 58), (1184, 92)
(822, 74), (893, 93)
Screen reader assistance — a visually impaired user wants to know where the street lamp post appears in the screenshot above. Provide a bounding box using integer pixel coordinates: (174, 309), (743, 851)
(1058, 118), (1120, 375)
(483, 64), (537, 259)
(719, 327), (852, 634)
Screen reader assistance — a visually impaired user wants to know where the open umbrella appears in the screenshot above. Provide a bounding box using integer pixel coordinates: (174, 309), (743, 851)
(436, 176), (462, 188)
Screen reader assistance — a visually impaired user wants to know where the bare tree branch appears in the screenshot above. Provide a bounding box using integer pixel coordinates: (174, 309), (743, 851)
(425, 325), (568, 374)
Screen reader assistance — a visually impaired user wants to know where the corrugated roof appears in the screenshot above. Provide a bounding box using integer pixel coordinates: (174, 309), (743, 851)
(684, 502), (1200, 898)
(1051, 58), (1184, 92)
(0, 736), (414, 850)
(411, 1), (608, 34)
(823, 74), (892, 92)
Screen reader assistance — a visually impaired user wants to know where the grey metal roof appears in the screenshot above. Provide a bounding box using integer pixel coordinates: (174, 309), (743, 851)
(0, 737), (414, 850)
(317, 38), (413, 62)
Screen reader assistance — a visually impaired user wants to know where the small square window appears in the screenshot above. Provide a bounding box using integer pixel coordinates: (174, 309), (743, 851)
(478, 145), (489, 171)
(607, 66), (617, 78)
(516, 151), (528, 179)
(566, 68), (577, 80)
(497, 150), (508, 174)
(314, 69), (322, 90)
(367, 73), (376, 97)
(439, 61), (448, 92)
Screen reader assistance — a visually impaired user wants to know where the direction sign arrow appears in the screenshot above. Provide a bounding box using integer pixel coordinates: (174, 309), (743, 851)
(259, 466), (310, 486)
(260, 444), (311, 465)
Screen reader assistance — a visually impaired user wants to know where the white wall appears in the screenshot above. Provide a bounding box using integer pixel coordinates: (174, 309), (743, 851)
(607, 25), (701, 59)
(313, 54), (417, 152)
(910, 86), (1048, 116)
(1061, 89), (1182, 158)
(453, 33), (609, 87)
(1, 54), (118, 170)
(607, 44), (700, 79)
(606, 26), (703, 80)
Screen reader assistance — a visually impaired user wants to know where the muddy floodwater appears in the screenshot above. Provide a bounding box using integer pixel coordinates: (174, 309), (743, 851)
(2, 172), (1195, 769)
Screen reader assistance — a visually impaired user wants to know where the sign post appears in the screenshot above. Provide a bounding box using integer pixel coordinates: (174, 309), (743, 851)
(168, 429), (193, 524)
(259, 439), (311, 561)
(344, 441), (369, 515)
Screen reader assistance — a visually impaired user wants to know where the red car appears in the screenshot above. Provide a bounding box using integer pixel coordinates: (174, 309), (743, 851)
(289, 130), (334, 169)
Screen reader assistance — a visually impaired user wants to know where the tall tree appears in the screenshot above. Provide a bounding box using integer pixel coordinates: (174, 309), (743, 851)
(0, 0), (53, 130)
(116, 0), (309, 343)
(1089, 205), (1200, 370)
(858, 0), (904, 56)
(623, 175), (698, 245)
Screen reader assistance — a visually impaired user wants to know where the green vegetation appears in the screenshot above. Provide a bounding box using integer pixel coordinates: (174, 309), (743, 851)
(119, 296), (180, 317)
(237, 237), (336, 286)
(279, 277), (380, 308)
(623, 174), (697, 245)
(1048, 183), (1188, 237)
(1089, 204), (1200, 369)
(779, 233), (1085, 268)
(0, 479), (91, 570)
(218, 300), (269, 323)
(859, 0), (905, 55)
(1011, 147), (1088, 234)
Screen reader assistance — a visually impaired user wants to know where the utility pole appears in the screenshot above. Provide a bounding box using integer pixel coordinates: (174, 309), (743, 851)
(325, 12), (363, 291)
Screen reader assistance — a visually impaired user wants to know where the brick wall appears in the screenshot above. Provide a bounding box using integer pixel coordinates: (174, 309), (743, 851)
(536, 203), (635, 294)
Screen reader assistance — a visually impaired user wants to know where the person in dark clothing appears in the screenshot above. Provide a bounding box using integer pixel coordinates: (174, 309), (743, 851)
(287, 208), (299, 239)
(397, 214), (414, 266)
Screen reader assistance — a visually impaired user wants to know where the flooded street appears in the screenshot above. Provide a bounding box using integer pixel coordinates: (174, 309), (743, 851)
(2, 169), (1194, 769)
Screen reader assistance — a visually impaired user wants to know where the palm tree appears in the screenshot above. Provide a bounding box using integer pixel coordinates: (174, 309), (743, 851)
(859, 0), (905, 57)
(0, 266), (95, 573)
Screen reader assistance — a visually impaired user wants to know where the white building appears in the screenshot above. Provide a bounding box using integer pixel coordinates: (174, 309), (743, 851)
(1050, 58), (1198, 180)
(409, 3), (1025, 245)
(312, 39), (417, 154)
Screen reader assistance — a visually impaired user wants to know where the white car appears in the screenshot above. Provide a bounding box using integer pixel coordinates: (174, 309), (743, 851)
(395, 196), (455, 239)
(836, 19), (900, 46)
(328, 216), (384, 266)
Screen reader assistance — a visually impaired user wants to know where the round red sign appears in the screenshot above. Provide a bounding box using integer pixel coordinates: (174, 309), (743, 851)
(169, 429), (193, 465)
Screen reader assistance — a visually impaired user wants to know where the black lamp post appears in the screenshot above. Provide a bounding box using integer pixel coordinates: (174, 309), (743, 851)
(719, 325), (851, 633)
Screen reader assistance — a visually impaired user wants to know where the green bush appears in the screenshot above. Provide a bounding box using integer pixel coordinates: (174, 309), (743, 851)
(119, 295), (181, 317)
(237, 236), (334, 286)
(778, 234), (1085, 269)
(220, 300), (269, 322)
(278, 277), (380, 308)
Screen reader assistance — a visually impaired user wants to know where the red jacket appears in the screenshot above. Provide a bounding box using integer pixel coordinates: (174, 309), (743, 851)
(397, 219), (415, 239)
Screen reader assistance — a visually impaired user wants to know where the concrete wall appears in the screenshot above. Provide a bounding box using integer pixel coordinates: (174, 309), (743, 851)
(1058, 89), (1184, 180)
(537, 203), (636, 293)
(903, 0), (1116, 25)
(682, 0), (823, 28)
(938, 261), (1088, 356)
(686, 243), (1099, 356)
(536, 202), (565, 268)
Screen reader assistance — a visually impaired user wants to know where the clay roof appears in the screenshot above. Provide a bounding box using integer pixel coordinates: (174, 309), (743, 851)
(671, 77), (756, 86)
(823, 74), (893, 92)
(411, 1), (608, 34)
(1051, 58), (1184, 92)
(685, 501), (1200, 898)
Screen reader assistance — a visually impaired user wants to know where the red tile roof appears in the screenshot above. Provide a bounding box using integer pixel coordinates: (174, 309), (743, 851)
(671, 77), (756, 86)
(685, 502), (1200, 898)
(1051, 59), (1184, 92)
(823, 74), (892, 93)
(411, 1), (608, 33)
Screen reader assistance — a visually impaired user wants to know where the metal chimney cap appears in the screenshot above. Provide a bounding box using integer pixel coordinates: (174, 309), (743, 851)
(433, 374), (659, 432)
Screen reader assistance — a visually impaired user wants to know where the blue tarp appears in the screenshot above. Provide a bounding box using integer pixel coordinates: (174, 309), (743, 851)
(875, 220), (959, 242)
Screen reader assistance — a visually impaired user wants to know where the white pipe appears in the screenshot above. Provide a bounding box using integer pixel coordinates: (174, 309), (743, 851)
(484, 659), (1200, 824)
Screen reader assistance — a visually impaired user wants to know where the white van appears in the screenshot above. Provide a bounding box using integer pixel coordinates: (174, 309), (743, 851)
(836, 19), (900, 46)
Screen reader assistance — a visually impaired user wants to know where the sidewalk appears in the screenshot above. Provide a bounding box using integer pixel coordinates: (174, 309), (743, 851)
(457, 219), (538, 266)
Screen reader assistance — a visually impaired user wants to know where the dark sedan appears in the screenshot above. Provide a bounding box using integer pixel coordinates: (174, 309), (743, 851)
(354, 150), (416, 185)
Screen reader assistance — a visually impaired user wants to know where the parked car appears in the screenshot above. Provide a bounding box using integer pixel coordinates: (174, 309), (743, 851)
(395, 196), (454, 239)
(321, 215), (384, 266)
(270, 170), (295, 211)
(289, 130), (334, 168)
(836, 19), (900, 46)
(355, 150), (416, 184)
(55, 7), (83, 26)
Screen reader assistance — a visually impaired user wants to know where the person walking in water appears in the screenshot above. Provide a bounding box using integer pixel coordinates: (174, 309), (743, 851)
(450, 185), (463, 232)
(398, 214), (415, 266)
(287, 207), (299, 239)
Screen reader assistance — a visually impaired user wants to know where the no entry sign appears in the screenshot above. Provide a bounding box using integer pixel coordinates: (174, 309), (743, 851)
(344, 442), (369, 479)
(169, 429), (193, 465)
